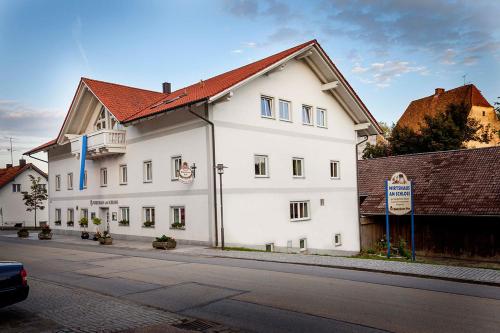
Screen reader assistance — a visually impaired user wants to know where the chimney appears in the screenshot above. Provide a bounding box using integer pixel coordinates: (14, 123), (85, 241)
(19, 159), (26, 167)
(6, 163), (12, 168)
(162, 82), (171, 94)
(435, 88), (445, 95)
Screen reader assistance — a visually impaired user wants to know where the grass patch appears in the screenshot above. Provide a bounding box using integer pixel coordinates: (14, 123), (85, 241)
(223, 246), (267, 252)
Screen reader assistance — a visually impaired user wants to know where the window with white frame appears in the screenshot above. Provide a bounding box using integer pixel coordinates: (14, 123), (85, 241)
(279, 99), (291, 121)
(316, 108), (327, 127)
(143, 207), (155, 224)
(119, 207), (130, 222)
(254, 155), (269, 177)
(83, 170), (87, 189)
(292, 158), (304, 178)
(299, 238), (307, 251)
(67, 173), (73, 190)
(100, 168), (108, 187)
(260, 96), (274, 118)
(171, 206), (185, 228)
(95, 106), (107, 131)
(119, 165), (127, 185)
(12, 184), (21, 192)
(330, 161), (340, 179)
(67, 208), (74, 222)
(171, 156), (182, 180)
(302, 105), (312, 125)
(55, 208), (61, 222)
(37, 184), (46, 191)
(55, 175), (61, 191)
(81, 208), (88, 220)
(290, 201), (310, 221)
(143, 161), (152, 183)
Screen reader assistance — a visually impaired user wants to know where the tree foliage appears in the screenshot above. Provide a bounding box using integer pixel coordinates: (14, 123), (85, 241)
(22, 175), (48, 227)
(363, 102), (493, 159)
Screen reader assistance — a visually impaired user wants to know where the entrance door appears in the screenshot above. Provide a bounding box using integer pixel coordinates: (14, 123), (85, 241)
(99, 207), (109, 231)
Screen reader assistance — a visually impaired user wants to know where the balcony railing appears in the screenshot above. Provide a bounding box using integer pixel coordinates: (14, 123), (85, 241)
(71, 130), (126, 159)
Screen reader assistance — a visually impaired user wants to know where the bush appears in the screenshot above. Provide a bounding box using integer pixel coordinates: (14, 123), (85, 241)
(155, 235), (174, 242)
(398, 238), (412, 259)
(171, 222), (184, 229)
(40, 225), (52, 234)
(92, 217), (102, 225)
(17, 228), (29, 237)
(101, 230), (112, 239)
(118, 220), (129, 226)
(79, 217), (88, 227)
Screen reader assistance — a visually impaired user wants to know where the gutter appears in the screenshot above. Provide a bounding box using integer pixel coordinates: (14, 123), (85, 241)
(188, 101), (219, 247)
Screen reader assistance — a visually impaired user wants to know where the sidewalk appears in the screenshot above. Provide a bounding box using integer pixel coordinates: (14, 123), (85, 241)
(2, 231), (500, 286)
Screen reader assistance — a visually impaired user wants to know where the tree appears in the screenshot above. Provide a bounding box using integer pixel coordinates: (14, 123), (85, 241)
(22, 175), (48, 227)
(495, 97), (500, 120)
(362, 141), (391, 159)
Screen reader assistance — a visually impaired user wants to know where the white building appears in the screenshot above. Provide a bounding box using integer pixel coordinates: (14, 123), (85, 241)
(25, 40), (381, 254)
(0, 159), (48, 227)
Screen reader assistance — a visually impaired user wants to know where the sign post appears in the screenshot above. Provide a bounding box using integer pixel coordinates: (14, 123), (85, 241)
(386, 172), (415, 260)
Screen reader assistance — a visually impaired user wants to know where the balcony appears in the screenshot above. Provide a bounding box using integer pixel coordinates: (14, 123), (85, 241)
(71, 130), (126, 159)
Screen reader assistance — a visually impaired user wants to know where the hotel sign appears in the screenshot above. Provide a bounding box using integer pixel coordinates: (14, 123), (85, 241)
(178, 162), (194, 184)
(90, 199), (118, 206)
(387, 172), (412, 215)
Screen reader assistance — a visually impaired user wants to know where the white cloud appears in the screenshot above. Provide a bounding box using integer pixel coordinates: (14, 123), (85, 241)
(231, 49), (244, 54)
(353, 60), (428, 87)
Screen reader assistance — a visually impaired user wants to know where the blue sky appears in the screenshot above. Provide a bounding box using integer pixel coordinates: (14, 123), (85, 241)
(1, 0), (499, 168)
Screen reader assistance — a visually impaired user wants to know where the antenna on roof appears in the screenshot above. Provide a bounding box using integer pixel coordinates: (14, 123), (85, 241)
(462, 74), (467, 86)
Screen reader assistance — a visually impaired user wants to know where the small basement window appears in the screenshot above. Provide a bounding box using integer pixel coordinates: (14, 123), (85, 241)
(299, 238), (307, 251)
(334, 233), (342, 247)
(266, 243), (274, 252)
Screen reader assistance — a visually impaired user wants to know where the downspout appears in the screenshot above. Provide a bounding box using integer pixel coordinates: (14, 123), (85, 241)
(188, 102), (219, 247)
(355, 135), (369, 253)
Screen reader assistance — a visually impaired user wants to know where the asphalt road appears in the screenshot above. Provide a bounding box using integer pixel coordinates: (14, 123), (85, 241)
(1, 236), (500, 333)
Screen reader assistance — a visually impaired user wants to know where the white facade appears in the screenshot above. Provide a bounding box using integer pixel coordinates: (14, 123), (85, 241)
(40, 42), (380, 254)
(0, 163), (48, 226)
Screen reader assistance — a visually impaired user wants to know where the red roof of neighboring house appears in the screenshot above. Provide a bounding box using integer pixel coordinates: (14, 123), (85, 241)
(26, 39), (380, 154)
(397, 84), (493, 131)
(0, 163), (48, 190)
(358, 146), (500, 216)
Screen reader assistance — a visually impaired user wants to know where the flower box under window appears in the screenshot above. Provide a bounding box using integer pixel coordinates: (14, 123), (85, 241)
(143, 221), (155, 228)
(119, 220), (130, 226)
(67, 221), (74, 227)
(54, 221), (61, 226)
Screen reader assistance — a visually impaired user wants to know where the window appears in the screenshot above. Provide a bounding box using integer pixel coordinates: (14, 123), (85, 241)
(279, 99), (291, 121)
(320, 198), (325, 206)
(290, 201), (310, 221)
(67, 208), (74, 222)
(55, 208), (61, 222)
(95, 106), (107, 130)
(266, 243), (274, 252)
(316, 108), (327, 127)
(482, 111), (486, 117)
(55, 175), (61, 191)
(330, 161), (340, 179)
(334, 233), (342, 247)
(91, 212), (96, 220)
(119, 207), (130, 222)
(83, 170), (87, 189)
(12, 184), (21, 192)
(143, 161), (152, 183)
(260, 96), (274, 118)
(171, 156), (182, 180)
(119, 165), (127, 185)
(100, 168), (108, 187)
(299, 238), (307, 251)
(143, 207), (155, 224)
(292, 158), (304, 178)
(171, 206), (185, 228)
(302, 105), (312, 125)
(67, 173), (73, 190)
(81, 208), (88, 220)
(254, 155), (269, 177)
(37, 184), (47, 191)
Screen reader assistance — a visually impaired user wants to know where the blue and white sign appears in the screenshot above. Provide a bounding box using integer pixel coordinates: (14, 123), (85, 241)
(387, 172), (412, 215)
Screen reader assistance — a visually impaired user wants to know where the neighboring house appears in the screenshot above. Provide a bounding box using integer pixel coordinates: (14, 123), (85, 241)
(25, 40), (381, 254)
(358, 146), (500, 259)
(397, 84), (500, 148)
(0, 159), (48, 226)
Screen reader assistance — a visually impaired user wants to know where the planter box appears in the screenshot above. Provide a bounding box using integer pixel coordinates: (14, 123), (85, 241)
(54, 222), (61, 226)
(99, 237), (113, 245)
(17, 231), (29, 238)
(38, 233), (52, 240)
(152, 240), (177, 250)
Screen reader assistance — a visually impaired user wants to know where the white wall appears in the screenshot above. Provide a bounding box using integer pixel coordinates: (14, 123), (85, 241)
(0, 168), (48, 226)
(212, 59), (360, 252)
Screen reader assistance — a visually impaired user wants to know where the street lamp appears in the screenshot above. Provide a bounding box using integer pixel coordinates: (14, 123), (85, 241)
(216, 163), (227, 250)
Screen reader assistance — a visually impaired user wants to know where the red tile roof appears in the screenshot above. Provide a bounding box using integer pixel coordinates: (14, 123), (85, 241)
(24, 139), (57, 156)
(358, 146), (500, 216)
(26, 39), (380, 154)
(397, 84), (493, 131)
(0, 163), (48, 190)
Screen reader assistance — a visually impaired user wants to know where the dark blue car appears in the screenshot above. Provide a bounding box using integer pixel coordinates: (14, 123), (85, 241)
(0, 261), (29, 308)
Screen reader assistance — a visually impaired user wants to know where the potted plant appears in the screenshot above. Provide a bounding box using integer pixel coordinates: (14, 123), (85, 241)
(118, 219), (129, 226)
(38, 225), (52, 240)
(143, 221), (154, 228)
(67, 220), (74, 227)
(81, 231), (90, 239)
(92, 217), (102, 226)
(98, 230), (113, 245)
(54, 220), (61, 226)
(92, 231), (102, 241)
(17, 228), (29, 238)
(152, 235), (176, 249)
(170, 222), (184, 230)
(79, 217), (88, 228)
